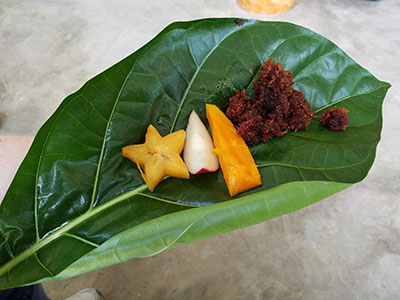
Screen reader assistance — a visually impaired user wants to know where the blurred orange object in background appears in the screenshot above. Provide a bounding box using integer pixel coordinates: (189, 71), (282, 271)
(238, 0), (296, 15)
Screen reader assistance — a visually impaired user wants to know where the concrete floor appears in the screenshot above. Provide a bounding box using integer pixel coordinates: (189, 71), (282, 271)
(1, 0), (400, 299)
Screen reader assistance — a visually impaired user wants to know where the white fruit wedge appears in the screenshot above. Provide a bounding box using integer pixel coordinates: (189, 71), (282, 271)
(183, 110), (219, 174)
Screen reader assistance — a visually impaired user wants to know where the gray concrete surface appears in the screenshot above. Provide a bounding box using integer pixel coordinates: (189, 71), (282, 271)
(1, 0), (399, 299)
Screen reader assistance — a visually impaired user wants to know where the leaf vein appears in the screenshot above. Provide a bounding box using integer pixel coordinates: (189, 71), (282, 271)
(33, 92), (82, 241)
(315, 85), (388, 113)
(62, 232), (100, 248)
(169, 24), (254, 133)
(293, 47), (335, 79)
(34, 253), (54, 277)
(137, 192), (200, 207)
(89, 48), (151, 209)
(257, 150), (372, 171)
(80, 93), (109, 122)
(64, 110), (104, 140)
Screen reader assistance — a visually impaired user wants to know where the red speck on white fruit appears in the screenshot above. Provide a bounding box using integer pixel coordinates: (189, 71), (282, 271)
(183, 110), (219, 175)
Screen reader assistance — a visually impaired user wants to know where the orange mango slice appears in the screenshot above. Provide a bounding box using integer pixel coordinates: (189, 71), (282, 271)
(206, 104), (262, 197)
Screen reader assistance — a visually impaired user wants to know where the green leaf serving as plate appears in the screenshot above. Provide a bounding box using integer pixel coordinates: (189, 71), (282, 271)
(0, 18), (390, 288)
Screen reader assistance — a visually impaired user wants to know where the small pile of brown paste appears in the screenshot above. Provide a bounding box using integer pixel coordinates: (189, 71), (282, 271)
(226, 58), (314, 145)
(320, 107), (349, 131)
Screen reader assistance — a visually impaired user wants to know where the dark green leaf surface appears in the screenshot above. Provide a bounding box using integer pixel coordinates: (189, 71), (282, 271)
(0, 18), (390, 288)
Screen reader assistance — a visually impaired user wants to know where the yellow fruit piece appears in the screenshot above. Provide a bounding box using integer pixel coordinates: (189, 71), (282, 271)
(238, 0), (295, 15)
(206, 104), (262, 197)
(122, 125), (189, 191)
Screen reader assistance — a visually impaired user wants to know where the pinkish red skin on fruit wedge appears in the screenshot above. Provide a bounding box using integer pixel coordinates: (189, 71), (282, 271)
(196, 168), (211, 174)
(183, 110), (219, 175)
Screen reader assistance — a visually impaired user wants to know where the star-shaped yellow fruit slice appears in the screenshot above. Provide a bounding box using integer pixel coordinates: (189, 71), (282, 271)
(122, 124), (189, 191)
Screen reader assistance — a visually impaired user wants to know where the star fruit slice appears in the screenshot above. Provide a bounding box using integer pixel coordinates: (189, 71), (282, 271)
(122, 124), (189, 191)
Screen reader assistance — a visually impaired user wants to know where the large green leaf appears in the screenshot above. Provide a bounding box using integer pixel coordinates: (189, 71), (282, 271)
(0, 18), (390, 288)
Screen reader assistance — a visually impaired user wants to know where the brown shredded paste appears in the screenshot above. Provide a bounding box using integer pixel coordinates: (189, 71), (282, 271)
(226, 58), (314, 145)
(320, 107), (349, 131)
